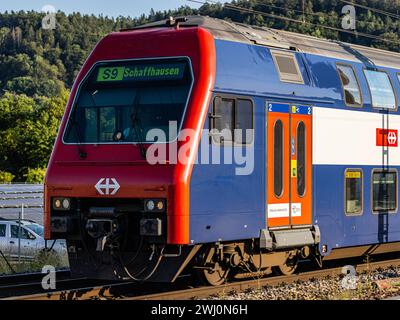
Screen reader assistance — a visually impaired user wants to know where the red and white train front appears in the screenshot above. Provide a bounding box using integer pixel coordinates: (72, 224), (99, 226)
(44, 22), (215, 281)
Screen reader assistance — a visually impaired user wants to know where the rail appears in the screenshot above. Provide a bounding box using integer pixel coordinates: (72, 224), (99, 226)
(8, 256), (400, 300)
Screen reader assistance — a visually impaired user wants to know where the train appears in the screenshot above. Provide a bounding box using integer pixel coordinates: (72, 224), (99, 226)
(45, 16), (400, 285)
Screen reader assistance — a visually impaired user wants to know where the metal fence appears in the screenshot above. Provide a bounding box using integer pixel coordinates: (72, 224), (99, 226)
(0, 184), (44, 269)
(0, 184), (69, 275)
(0, 184), (43, 224)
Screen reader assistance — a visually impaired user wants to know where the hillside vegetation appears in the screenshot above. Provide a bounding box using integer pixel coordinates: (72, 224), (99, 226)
(0, 0), (398, 181)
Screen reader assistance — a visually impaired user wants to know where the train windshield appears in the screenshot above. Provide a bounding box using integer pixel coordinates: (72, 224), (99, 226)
(64, 58), (192, 144)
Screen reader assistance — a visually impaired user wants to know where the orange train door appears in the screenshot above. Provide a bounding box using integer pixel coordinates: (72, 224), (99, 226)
(266, 102), (312, 228)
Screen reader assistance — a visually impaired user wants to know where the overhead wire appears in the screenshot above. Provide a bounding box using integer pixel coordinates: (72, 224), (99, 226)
(340, 0), (400, 20)
(187, 0), (400, 45)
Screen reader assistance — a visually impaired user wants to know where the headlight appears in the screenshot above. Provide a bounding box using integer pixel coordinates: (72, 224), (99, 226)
(53, 197), (72, 211)
(54, 199), (62, 209)
(144, 199), (165, 212)
(146, 200), (155, 211)
(156, 201), (164, 211)
(62, 198), (70, 210)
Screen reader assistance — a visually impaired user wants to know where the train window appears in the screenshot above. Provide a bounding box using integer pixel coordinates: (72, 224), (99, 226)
(372, 170), (397, 213)
(235, 99), (254, 144)
(212, 97), (253, 145)
(297, 121), (306, 197)
(274, 120), (284, 197)
(271, 51), (304, 84)
(64, 57), (193, 144)
(99, 107), (116, 142)
(336, 64), (362, 107)
(345, 169), (363, 215)
(212, 97), (234, 143)
(364, 70), (397, 110)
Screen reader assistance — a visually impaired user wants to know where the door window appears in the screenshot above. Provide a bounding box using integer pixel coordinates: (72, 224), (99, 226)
(0, 224), (5, 237)
(297, 121), (306, 196)
(11, 225), (33, 239)
(274, 119), (284, 197)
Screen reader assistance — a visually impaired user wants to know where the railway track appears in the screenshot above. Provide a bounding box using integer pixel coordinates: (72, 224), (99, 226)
(0, 270), (71, 298)
(7, 254), (400, 300)
(0, 270), (132, 299)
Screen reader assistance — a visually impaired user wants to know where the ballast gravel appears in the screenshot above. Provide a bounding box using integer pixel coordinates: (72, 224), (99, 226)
(206, 266), (400, 300)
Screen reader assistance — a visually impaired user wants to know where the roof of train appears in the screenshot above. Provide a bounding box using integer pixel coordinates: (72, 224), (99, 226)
(131, 15), (400, 70)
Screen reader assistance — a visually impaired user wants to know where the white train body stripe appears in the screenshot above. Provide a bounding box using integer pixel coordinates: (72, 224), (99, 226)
(313, 107), (400, 166)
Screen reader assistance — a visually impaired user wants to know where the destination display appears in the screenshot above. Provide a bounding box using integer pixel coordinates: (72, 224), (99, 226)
(96, 62), (186, 82)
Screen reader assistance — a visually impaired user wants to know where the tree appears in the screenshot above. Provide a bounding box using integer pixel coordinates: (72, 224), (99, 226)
(24, 167), (46, 183)
(0, 91), (67, 180)
(0, 171), (14, 183)
(0, 2), (399, 179)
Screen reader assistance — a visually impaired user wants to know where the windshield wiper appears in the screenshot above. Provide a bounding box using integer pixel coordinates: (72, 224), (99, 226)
(131, 94), (146, 159)
(132, 116), (146, 159)
(69, 90), (101, 159)
(71, 114), (87, 159)
(70, 94), (89, 160)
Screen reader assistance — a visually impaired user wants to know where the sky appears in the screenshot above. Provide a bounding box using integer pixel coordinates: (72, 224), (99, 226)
(0, 0), (204, 18)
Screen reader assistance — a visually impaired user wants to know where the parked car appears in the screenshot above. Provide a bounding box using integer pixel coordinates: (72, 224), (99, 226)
(0, 219), (66, 261)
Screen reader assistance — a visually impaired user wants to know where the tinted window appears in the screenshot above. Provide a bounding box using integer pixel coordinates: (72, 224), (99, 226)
(11, 225), (32, 239)
(212, 97), (253, 145)
(0, 224), (5, 237)
(25, 224), (44, 237)
(235, 99), (253, 144)
(364, 70), (396, 110)
(213, 97), (234, 143)
(372, 171), (397, 212)
(272, 51), (304, 84)
(297, 122), (306, 196)
(345, 170), (363, 215)
(64, 58), (192, 143)
(337, 65), (362, 107)
(274, 120), (283, 197)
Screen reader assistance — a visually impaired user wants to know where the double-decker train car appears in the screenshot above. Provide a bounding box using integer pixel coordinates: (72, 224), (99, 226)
(45, 16), (400, 285)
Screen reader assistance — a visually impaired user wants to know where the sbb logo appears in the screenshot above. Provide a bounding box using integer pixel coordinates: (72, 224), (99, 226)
(376, 128), (398, 147)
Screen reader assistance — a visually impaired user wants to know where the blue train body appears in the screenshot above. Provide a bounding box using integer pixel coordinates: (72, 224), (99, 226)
(190, 35), (400, 256)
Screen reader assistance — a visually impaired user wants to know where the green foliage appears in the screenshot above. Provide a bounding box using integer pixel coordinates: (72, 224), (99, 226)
(0, 2), (399, 178)
(0, 171), (14, 183)
(0, 250), (69, 275)
(0, 91), (67, 180)
(24, 167), (47, 183)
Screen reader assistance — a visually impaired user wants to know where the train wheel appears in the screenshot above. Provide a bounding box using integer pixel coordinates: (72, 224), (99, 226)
(197, 247), (230, 286)
(274, 254), (298, 276)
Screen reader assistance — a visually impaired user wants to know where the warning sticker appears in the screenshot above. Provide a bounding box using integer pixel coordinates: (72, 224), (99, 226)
(291, 159), (297, 178)
(346, 171), (361, 179)
(291, 203), (302, 217)
(268, 203), (290, 218)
